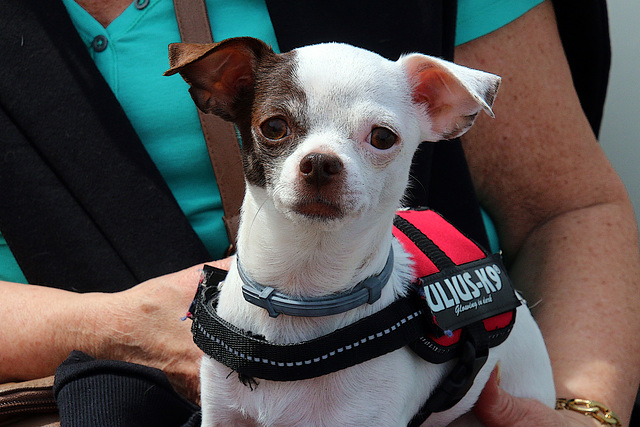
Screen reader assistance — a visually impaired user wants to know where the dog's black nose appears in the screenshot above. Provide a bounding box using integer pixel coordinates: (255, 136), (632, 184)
(299, 152), (344, 187)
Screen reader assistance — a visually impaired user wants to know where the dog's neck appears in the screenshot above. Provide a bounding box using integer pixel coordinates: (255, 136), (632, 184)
(235, 187), (396, 299)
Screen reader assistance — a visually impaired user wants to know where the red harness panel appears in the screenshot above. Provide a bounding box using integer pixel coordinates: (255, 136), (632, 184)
(394, 209), (486, 272)
(393, 209), (515, 348)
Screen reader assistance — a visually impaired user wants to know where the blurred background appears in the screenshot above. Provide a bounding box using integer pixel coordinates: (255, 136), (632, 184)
(599, 0), (640, 414)
(599, 0), (640, 229)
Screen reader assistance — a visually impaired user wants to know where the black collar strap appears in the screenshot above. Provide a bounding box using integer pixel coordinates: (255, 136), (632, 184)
(192, 265), (426, 382)
(238, 247), (394, 317)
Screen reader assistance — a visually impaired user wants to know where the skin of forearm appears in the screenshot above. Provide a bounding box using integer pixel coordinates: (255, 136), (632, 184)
(455, 2), (640, 421)
(508, 199), (640, 424)
(0, 257), (225, 403)
(0, 271), (202, 403)
(0, 281), (106, 381)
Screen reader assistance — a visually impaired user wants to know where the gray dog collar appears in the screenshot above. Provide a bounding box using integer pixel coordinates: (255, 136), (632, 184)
(238, 247), (394, 317)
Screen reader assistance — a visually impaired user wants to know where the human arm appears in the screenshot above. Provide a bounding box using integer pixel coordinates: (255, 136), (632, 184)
(455, 1), (640, 423)
(0, 257), (232, 403)
(473, 367), (602, 426)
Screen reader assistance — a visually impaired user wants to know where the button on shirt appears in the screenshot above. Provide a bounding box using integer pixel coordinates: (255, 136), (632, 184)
(59, 0), (281, 260)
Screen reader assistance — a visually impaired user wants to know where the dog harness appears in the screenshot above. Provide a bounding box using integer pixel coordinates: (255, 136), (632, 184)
(189, 208), (521, 425)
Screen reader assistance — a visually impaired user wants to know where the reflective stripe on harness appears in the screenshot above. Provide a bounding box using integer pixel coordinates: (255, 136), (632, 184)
(191, 266), (427, 381)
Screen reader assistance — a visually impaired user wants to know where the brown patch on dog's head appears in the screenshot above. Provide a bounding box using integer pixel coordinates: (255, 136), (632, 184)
(166, 38), (310, 187)
(165, 37), (271, 122)
(243, 51), (310, 188)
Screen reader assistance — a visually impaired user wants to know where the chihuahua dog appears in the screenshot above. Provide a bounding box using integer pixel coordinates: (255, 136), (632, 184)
(166, 37), (555, 426)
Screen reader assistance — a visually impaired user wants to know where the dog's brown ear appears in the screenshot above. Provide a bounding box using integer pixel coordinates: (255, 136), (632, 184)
(400, 54), (501, 141)
(165, 42), (218, 75)
(164, 37), (273, 121)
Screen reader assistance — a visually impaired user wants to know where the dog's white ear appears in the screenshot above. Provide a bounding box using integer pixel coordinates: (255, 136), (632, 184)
(164, 37), (272, 121)
(399, 54), (501, 141)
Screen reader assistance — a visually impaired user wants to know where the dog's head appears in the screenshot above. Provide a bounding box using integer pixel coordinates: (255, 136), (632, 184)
(165, 38), (499, 225)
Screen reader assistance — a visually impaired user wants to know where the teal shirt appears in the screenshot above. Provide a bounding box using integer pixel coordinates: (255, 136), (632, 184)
(0, 0), (542, 283)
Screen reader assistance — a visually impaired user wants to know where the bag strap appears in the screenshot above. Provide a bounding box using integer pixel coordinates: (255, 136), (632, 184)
(0, 376), (57, 423)
(172, 0), (245, 252)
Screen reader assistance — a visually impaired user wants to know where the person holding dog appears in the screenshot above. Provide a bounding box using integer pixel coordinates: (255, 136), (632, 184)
(1, 0), (638, 425)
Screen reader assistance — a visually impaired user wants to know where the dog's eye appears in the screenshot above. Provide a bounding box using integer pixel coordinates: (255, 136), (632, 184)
(370, 127), (397, 150)
(260, 118), (289, 140)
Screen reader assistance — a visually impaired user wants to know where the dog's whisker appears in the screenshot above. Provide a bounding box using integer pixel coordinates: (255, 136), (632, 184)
(528, 298), (544, 310)
(402, 172), (426, 206)
(246, 195), (270, 241)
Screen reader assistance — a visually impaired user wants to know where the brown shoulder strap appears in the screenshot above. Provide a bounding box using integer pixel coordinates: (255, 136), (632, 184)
(172, 0), (244, 252)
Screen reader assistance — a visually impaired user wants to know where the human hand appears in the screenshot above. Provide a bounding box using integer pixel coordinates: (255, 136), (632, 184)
(473, 367), (601, 427)
(92, 258), (232, 404)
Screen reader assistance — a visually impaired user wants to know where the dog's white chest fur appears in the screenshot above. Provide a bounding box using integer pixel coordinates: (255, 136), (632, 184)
(167, 38), (555, 426)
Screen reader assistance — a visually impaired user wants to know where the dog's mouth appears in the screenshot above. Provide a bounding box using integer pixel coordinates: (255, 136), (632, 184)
(293, 197), (344, 220)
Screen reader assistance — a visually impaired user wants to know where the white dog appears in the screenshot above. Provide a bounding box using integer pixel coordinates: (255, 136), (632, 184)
(166, 37), (555, 426)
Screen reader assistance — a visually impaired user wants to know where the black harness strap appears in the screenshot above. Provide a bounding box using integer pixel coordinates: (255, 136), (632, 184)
(193, 267), (495, 425)
(408, 323), (490, 426)
(394, 215), (492, 426)
(192, 266), (427, 381)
